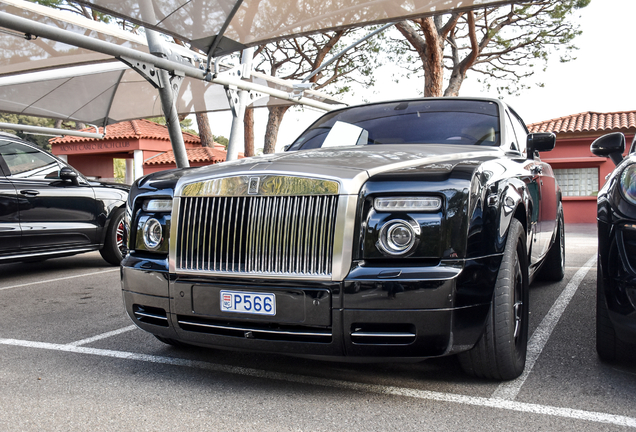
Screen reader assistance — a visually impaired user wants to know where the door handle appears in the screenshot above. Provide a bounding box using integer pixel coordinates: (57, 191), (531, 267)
(20, 190), (40, 196)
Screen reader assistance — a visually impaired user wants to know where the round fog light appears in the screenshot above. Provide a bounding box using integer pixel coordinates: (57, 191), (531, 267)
(378, 220), (417, 255)
(143, 218), (163, 250)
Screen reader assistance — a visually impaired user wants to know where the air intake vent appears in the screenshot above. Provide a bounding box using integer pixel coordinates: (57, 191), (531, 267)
(132, 304), (169, 327)
(176, 195), (338, 276)
(350, 323), (416, 345)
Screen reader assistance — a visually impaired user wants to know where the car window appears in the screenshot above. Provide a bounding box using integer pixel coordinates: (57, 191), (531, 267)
(0, 140), (62, 180)
(288, 100), (500, 151)
(504, 112), (519, 152)
(509, 110), (528, 155)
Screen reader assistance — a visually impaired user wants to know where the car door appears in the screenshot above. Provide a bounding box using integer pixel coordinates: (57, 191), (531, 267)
(0, 147), (20, 253)
(504, 110), (544, 266)
(510, 110), (557, 263)
(0, 139), (100, 251)
(509, 111), (557, 259)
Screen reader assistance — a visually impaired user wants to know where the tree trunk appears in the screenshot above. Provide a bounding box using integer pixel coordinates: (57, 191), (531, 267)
(244, 107), (254, 157)
(396, 20), (444, 97)
(444, 12), (478, 97)
(196, 112), (214, 147)
(263, 106), (290, 154)
(419, 17), (444, 97)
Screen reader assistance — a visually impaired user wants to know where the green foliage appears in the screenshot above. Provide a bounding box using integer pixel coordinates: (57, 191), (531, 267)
(0, 113), (56, 150)
(215, 135), (229, 148)
(113, 158), (126, 181)
(147, 116), (198, 135)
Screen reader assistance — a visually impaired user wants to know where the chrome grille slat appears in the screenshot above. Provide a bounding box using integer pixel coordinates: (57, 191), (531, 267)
(176, 195), (337, 276)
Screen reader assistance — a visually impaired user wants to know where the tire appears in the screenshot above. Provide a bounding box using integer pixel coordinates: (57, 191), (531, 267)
(99, 208), (125, 266)
(539, 208), (565, 281)
(596, 261), (636, 361)
(458, 219), (529, 380)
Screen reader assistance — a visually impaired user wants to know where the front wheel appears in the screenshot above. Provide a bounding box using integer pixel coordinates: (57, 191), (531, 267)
(99, 208), (125, 266)
(458, 219), (529, 380)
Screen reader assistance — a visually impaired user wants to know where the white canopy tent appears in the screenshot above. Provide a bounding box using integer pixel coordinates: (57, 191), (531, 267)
(0, 0), (517, 163)
(0, 0), (342, 130)
(72, 0), (517, 57)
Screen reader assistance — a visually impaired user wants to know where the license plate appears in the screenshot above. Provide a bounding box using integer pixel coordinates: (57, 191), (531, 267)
(220, 290), (276, 316)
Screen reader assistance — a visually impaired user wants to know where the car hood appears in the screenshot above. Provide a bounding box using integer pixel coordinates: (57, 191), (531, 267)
(174, 144), (504, 196)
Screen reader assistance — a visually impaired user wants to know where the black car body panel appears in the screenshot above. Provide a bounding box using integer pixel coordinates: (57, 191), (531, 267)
(0, 133), (129, 264)
(595, 149), (636, 346)
(121, 98), (562, 374)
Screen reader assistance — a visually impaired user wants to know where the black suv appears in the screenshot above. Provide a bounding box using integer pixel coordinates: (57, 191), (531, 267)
(0, 133), (128, 265)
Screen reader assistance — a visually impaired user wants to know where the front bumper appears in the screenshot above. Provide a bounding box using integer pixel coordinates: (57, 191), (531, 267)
(121, 254), (501, 359)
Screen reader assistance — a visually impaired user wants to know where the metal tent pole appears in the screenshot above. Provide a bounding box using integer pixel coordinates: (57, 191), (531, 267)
(225, 47), (254, 161)
(144, 30), (190, 168)
(140, 0), (189, 168)
(0, 11), (336, 112)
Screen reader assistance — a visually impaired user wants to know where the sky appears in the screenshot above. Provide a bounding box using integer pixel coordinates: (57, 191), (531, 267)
(206, 0), (636, 152)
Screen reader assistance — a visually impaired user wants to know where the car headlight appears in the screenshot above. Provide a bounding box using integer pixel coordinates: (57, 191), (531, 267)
(620, 164), (636, 205)
(143, 218), (164, 250)
(374, 196), (442, 212)
(377, 219), (420, 256)
(134, 198), (172, 254)
(143, 198), (173, 212)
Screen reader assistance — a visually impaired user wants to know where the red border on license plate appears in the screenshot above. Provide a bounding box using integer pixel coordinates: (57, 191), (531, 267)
(220, 290), (276, 316)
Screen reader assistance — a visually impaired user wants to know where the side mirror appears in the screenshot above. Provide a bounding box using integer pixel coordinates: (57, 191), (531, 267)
(60, 166), (79, 185)
(527, 133), (556, 158)
(591, 132), (625, 166)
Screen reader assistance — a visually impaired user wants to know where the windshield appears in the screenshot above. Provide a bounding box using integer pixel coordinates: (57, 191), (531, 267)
(287, 99), (500, 151)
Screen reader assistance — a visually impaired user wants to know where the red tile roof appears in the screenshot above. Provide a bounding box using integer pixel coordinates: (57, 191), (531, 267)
(49, 119), (201, 144)
(145, 146), (241, 166)
(528, 111), (636, 134)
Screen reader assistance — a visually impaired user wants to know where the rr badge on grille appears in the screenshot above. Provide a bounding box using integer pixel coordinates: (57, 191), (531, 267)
(248, 177), (260, 195)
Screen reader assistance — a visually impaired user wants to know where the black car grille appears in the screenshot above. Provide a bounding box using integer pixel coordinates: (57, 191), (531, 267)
(175, 195), (338, 276)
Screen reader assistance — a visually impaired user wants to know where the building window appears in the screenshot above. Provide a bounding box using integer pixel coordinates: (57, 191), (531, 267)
(554, 168), (599, 197)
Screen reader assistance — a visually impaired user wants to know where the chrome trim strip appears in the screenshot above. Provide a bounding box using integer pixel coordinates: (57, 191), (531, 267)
(0, 246), (98, 262)
(134, 311), (168, 321)
(173, 269), (333, 281)
(350, 332), (415, 338)
(168, 197), (180, 274)
(178, 320), (332, 337)
(181, 175), (340, 197)
(331, 194), (358, 281)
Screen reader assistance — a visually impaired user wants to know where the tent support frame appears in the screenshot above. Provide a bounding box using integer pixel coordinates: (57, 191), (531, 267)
(0, 10), (336, 152)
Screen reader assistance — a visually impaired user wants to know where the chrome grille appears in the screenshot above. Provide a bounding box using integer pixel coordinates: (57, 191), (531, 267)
(176, 195), (338, 276)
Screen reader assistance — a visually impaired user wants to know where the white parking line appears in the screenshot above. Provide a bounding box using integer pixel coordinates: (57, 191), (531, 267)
(0, 269), (119, 291)
(492, 254), (598, 401)
(68, 325), (137, 346)
(0, 337), (634, 428)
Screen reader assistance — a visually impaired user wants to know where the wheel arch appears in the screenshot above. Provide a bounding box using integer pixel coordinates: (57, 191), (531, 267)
(99, 202), (126, 246)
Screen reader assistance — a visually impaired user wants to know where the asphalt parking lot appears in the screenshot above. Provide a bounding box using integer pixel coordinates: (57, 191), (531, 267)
(1, 224), (635, 431)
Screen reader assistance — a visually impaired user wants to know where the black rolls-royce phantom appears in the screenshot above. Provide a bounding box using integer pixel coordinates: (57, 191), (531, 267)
(121, 98), (563, 380)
